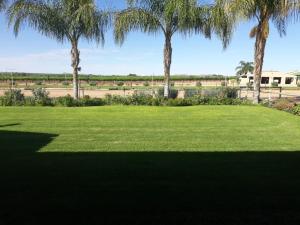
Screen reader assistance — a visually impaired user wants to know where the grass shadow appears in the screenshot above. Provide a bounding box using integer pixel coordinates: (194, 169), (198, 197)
(0, 123), (21, 128)
(0, 130), (300, 225)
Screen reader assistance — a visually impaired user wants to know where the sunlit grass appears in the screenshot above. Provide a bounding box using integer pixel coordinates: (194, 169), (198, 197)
(1, 105), (300, 152)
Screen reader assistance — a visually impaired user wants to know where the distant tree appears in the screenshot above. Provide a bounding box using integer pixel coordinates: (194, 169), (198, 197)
(236, 61), (254, 76)
(8, 0), (111, 99)
(235, 61), (254, 83)
(114, 0), (233, 98)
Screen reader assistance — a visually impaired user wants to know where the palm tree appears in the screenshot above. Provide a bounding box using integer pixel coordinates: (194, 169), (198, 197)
(235, 61), (254, 83)
(114, 0), (233, 98)
(222, 0), (292, 103)
(8, 0), (110, 99)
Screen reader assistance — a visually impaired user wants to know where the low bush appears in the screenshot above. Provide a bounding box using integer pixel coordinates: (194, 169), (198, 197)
(292, 105), (300, 116)
(272, 99), (296, 112)
(0, 89), (25, 106)
(104, 95), (129, 105)
(0, 91), (252, 107)
(32, 88), (52, 106)
(129, 93), (154, 105)
(55, 95), (79, 107)
(80, 95), (105, 106)
(200, 87), (238, 99)
(264, 98), (300, 117)
(143, 82), (150, 87)
(223, 87), (239, 99)
(166, 98), (193, 107)
(157, 88), (178, 99)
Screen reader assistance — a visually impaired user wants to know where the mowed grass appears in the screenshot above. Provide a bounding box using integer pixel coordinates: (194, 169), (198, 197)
(1, 106), (300, 225)
(1, 105), (300, 151)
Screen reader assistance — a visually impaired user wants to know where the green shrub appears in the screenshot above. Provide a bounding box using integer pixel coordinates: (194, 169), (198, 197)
(272, 99), (296, 112)
(0, 91), (252, 107)
(200, 87), (238, 99)
(292, 105), (300, 115)
(104, 95), (129, 105)
(56, 95), (79, 107)
(157, 88), (178, 99)
(32, 88), (52, 106)
(166, 98), (193, 107)
(188, 96), (251, 106)
(143, 82), (150, 87)
(223, 87), (238, 99)
(24, 97), (37, 106)
(0, 89), (25, 106)
(80, 95), (105, 106)
(129, 93), (153, 105)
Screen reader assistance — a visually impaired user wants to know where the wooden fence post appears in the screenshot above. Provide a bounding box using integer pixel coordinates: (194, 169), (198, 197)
(279, 87), (282, 99)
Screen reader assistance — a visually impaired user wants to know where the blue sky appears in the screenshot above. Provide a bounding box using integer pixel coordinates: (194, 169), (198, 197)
(0, 0), (300, 76)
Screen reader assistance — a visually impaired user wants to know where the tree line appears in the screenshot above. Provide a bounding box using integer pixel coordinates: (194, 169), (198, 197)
(0, 0), (299, 102)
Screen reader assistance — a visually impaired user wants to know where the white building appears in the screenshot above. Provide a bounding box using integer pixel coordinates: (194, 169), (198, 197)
(240, 71), (300, 87)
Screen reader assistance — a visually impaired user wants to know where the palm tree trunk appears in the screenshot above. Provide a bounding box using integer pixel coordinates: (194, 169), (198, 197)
(253, 24), (267, 104)
(163, 34), (172, 98)
(71, 40), (80, 99)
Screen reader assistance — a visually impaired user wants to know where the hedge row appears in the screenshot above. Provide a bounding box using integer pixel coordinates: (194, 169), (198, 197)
(0, 88), (250, 107)
(0, 73), (235, 82)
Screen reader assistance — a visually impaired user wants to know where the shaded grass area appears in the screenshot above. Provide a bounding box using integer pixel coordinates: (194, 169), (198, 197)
(0, 106), (300, 224)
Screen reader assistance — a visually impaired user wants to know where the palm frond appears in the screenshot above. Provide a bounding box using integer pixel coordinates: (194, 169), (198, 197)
(0, 0), (7, 11)
(114, 7), (162, 45)
(8, 0), (110, 45)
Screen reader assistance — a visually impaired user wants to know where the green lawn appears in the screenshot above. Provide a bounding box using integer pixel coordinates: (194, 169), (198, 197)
(1, 106), (300, 225)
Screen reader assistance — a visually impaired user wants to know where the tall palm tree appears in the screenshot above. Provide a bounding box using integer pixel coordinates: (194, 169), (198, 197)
(114, 0), (233, 98)
(222, 0), (292, 103)
(235, 61), (254, 77)
(8, 0), (110, 99)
